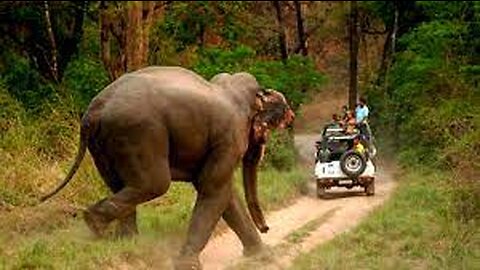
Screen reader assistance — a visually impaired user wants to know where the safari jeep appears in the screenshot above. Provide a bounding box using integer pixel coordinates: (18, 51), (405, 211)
(314, 124), (377, 198)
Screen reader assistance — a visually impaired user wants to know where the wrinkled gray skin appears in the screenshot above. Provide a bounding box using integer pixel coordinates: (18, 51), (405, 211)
(40, 66), (295, 270)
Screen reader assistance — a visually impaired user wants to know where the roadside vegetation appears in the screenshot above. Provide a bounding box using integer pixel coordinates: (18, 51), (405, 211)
(290, 1), (480, 269)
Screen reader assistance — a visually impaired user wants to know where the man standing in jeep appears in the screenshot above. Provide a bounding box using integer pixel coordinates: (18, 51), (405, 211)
(355, 97), (370, 139)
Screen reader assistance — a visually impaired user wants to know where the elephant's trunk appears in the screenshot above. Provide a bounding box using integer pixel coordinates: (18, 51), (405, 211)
(242, 142), (269, 233)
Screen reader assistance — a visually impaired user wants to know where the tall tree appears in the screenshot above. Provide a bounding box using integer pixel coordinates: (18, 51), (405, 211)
(100, 1), (166, 81)
(272, 1), (288, 63)
(376, 1), (399, 88)
(293, 0), (307, 56)
(349, 0), (359, 109)
(43, 1), (59, 82)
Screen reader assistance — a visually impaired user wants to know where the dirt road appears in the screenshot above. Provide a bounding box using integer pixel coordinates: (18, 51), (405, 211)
(199, 133), (397, 270)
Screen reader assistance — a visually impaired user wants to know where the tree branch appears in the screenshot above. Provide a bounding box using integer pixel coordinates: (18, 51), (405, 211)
(293, 0), (307, 56)
(43, 1), (58, 82)
(291, 21), (323, 54)
(272, 0), (288, 63)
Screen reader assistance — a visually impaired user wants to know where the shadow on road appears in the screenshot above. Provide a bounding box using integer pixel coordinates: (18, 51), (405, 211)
(317, 190), (367, 200)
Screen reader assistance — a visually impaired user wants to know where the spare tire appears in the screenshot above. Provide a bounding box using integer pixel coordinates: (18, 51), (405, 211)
(339, 150), (367, 178)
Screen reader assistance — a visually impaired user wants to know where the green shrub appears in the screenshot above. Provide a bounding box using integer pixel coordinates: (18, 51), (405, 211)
(367, 15), (478, 169)
(61, 56), (109, 113)
(193, 45), (257, 77)
(262, 130), (296, 171)
(0, 53), (56, 113)
(193, 45), (326, 111)
(0, 77), (23, 133)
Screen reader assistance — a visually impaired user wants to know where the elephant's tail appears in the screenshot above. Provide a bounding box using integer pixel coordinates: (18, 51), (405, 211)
(39, 122), (88, 203)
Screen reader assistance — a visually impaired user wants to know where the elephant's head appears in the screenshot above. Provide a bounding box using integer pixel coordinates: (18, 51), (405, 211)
(252, 89), (295, 143)
(243, 88), (295, 233)
(211, 72), (295, 234)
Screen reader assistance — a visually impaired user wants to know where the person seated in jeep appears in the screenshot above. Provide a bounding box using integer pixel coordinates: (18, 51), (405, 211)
(341, 110), (357, 134)
(353, 136), (365, 155)
(329, 113), (342, 128)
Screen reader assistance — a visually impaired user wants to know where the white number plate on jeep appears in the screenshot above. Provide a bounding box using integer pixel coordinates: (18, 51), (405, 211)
(326, 164), (336, 175)
(338, 180), (353, 185)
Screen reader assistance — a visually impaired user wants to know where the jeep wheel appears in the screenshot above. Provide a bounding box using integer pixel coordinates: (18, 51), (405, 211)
(368, 144), (378, 159)
(365, 180), (375, 196)
(316, 181), (326, 198)
(339, 150), (367, 178)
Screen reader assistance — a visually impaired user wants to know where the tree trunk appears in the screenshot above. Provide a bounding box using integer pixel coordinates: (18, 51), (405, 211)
(391, 4), (399, 57)
(125, 1), (142, 72)
(99, 1), (114, 80)
(375, 1), (399, 89)
(293, 0), (307, 56)
(272, 1), (288, 63)
(43, 1), (58, 82)
(348, 0), (359, 110)
(100, 1), (160, 81)
(59, 1), (87, 80)
(375, 26), (393, 87)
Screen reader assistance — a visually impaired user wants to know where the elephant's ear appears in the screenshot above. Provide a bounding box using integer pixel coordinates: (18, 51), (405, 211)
(255, 91), (266, 111)
(255, 89), (295, 130)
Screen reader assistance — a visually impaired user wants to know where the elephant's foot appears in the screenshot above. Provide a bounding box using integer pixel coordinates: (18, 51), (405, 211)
(115, 222), (138, 238)
(243, 242), (268, 257)
(115, 213), (138, 239)
(83, 209), (111, 238)
(243, 243), (274, 264)
(173, 255), (202, 270)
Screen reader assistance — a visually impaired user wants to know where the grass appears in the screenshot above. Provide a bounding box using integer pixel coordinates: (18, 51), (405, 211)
(0, 161), (308, 269)
(289, 167), (479, 270)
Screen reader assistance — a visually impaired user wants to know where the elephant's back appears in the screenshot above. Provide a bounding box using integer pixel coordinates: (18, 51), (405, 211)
(92, 66), (218, 113)
(86, 66), (236, 136)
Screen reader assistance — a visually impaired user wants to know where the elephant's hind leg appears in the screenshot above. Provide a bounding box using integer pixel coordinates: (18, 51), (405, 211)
(84, 163), (171, 238)
(116, 211), (138, 238)
(88, 150), (138, 238)
(85, 133), (171, 238)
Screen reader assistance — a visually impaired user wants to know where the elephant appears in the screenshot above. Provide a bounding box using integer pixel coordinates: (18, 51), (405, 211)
(40, 66), (295, 269)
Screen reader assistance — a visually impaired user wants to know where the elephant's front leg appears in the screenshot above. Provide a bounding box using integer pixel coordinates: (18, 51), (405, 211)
(174, 149), (237, 270)
(222, 191), (264, 256)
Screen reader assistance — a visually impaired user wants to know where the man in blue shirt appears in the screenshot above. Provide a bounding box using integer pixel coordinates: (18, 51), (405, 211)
(355, 97), (369, 124)
(355, 97), (370, 140)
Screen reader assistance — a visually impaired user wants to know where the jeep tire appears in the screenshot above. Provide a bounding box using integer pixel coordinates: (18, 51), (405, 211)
(339, 150), (367, 178)
(365, 180), (375, 196)
(316, 180), (326, 198)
